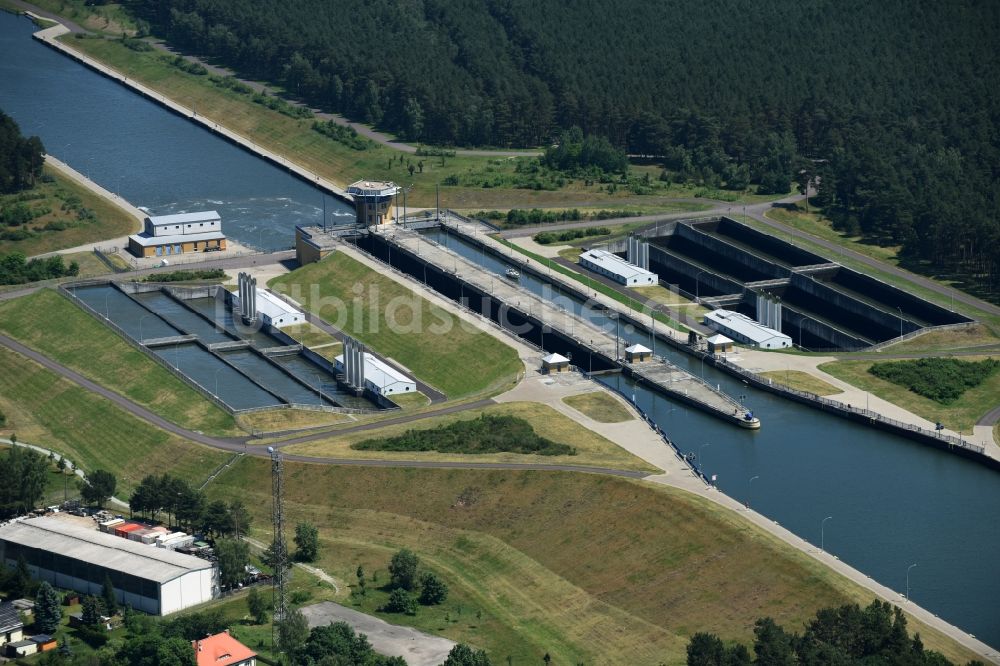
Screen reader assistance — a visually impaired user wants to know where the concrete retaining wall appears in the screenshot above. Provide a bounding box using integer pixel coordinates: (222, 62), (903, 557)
(673, 223), (787, 282)
(711, 217), (828, 266)
(787, 274), (920, 341)
(824, 267), (971, 326)
(646, 244), (743, 297)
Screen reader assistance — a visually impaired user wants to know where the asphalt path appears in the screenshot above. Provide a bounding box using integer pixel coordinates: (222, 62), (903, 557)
(497, 202), (727, 238)
(977, 405), (1000, 427)
(739, 205), (1000, 318)
(0, 332), (645, 477)
(0, 251), (296, 303)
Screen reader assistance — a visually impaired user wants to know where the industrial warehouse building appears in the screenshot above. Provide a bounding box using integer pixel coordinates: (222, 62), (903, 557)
(127, 211), (227, 258)
(0, 517), (217, 616)
(578, 249), (658, 286)
(703, 309), (792, 349)
(334, 351), (416, 396)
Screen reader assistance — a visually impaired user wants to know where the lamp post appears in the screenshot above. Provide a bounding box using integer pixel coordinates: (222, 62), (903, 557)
(821, 515), (833, 552)
(695, 269), (708, 303)
(747, 475), (759, 509)
(138, 313), (154, 342)
(214, 367), (225, 399)
(906, 563), (918, 603)
(104, 290), (111, 319)
(698, 442), (711, 474)
(897, 307), (903, 339)
(312, 372), (324, 405)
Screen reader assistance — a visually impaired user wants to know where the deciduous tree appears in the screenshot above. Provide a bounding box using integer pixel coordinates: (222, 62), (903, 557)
(388, 548), (419, 590)
(293, 521), (319, 562)
(79, 469), (116, 507)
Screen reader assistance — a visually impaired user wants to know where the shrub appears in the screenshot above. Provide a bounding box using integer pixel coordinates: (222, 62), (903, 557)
(381, 588), (417, 615)
(121, 38), (153, 52)
(418, 572), (448, 605)
(312, 120), (370, 150)
(144, 268), (226, 282)
(534, 226), (612, 244)
(868, 357), (999, 404)
(352, 414), (575, 456)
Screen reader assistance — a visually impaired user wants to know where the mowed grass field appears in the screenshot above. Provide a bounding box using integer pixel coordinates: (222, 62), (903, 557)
(758, 370), (843, 396)
(0, 289), (238, 435)
(0, 345), (226, 492)
(269, 252), (522, 398)
(0, 163), (140, 257)
(562, 391), (634, 423)
(283, 401), (655, 472)
(819, 356), (1000, 433)
(210, 460), (978, 665)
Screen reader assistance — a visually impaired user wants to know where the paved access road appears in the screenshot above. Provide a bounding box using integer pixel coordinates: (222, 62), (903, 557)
(0, 332), (645, 478)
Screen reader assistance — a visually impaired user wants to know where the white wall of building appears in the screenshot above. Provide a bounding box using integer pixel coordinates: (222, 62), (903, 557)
(262, 311), (305, 329)
(160, 568), (217, 616)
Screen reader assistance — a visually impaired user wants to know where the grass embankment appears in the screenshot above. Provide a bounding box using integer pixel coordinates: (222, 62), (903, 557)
(882, 324), (1000, 353)
(388, 390), (430, 409)
(562, 391), (633, 423)
(354, 413), (574, 456)
(819, 356), (1000, 433)
(765, 205), (900, 266)
(281, 322), (336, 348)
(51, 30), (771, 211)
(283, 401), (654, 472)
(749, 207), (1000, 334)
(0, 289), (238, 436)
(0, 345), (225, 492)
(758, 370), (843, 396)
(495, 236), (688, 333)
(0, 163), (139, 256)
(236, 408), (350, 434)
(269, 252), (522, 398)
(210, 460), (977, 665)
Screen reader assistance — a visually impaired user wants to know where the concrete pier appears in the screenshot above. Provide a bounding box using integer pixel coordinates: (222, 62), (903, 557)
(379, 226), (760, 429)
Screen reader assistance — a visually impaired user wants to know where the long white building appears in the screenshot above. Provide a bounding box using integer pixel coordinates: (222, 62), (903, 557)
(0, 517), (217, 616)
(254, 289), (305, 329)
(703, 309), (792, 349)
(334, 351), (416, 396)
(578, 249), (658, 286)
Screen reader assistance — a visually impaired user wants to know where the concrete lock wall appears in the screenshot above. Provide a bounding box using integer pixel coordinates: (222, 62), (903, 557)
(781, 304), (871, 350)
(672, 224), (786, 282)
(646, 244), (743, 298)
(825, 267), (971, 326)
(711, 217), (828, 267)
(789, 274), (920, 341)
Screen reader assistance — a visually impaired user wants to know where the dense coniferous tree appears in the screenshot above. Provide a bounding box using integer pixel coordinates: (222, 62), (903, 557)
(34, 582), (62, 634)
(125, 0), (1000, 297)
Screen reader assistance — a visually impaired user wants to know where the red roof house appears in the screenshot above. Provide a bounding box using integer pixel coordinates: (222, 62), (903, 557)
(192, 632), (256, 666)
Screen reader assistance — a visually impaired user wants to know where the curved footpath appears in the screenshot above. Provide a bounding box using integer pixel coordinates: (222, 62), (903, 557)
(0, 332), (642, 477)
(1, 329), (997, 660)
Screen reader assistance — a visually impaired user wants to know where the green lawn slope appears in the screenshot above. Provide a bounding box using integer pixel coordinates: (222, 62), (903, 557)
(210, 460), (978, 665)
(269, 252), (522, 398)
(0, 288), (237, 435)
(0, 345), (226, 491)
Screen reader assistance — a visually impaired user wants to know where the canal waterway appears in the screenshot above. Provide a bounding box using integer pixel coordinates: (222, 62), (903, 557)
(420, 229), (1000, 647)
(0, 11), (353, 251)
(2, 9), (996, 647)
